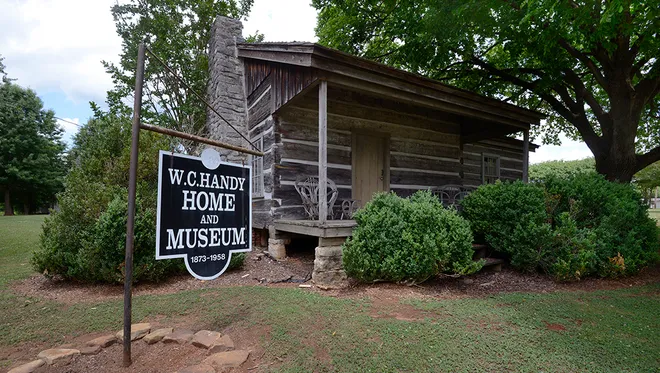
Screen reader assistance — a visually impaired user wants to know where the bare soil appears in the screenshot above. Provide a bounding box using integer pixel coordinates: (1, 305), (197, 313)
(14, 248), (660, 306)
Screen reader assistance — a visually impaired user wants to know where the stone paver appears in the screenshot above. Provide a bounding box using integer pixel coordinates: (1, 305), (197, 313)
(7, 360), (44, 373)
(162, 329), (195, 344)
(37, 348), (80, 365)
(115, 323), (151, 341)
(208, 335), (235, 353)
(191, 330), (223, 349)
(86, 334), (117, 348)
(203, 350), (250, 370)
(143, 327), (173, 344)
(176, 364), (216, 373)
(80, 345), (101, 355)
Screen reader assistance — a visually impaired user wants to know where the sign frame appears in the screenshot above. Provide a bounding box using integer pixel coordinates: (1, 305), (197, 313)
(155, 150), (252, 280)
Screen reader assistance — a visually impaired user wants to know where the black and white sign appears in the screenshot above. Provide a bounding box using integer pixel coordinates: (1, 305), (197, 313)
(156, 150), (251, 280)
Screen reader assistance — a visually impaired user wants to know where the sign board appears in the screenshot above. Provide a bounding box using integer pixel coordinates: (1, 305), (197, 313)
(156, 150), (251, 279)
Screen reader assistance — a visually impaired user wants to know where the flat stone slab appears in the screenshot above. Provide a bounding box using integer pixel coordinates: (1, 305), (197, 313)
(116, 323), (151, 341)
(191, 330), (223, 349)
(203, 350), (250, 370)
(86, 334), (117, 348)
(162, 329), (195, 344)
(8, 360), (44, 373)
(37, 348), (80, 365)
(144, 327), (173, 344)
(208, 335), (235, 354)
(176, 364), (216, 373)
(80, 345), (101, 355)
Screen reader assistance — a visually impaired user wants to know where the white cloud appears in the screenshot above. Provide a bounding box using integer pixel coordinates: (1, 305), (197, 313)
(56, 117), (81, 146)
(243, 0), (318, 42)
(530, 134), (593, 164)
(0, 0), (121, 103)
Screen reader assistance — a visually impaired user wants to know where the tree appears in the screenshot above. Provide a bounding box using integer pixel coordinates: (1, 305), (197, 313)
(103, 0), (253, 153)
(0, 81), (66, 215)
(529, 158), (596, 182)
(313, 0), (660, 182)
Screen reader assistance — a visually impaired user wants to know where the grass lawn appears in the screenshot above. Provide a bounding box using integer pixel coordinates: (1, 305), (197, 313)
(650, 208), (660, 226)
(1, 215), (659, 372)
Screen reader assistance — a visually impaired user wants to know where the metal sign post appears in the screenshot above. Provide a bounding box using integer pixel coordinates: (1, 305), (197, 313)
(122, 42), (263, 367)
(123, 42), (145, 367)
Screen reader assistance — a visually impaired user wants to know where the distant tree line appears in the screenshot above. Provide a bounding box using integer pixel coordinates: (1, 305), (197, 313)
(0, 59), (67, 216)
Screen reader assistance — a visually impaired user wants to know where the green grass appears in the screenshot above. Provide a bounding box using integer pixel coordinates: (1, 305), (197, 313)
(0, 215), (45, 286)
(1, 215), (659, 372)
(649, 208), (660, 226)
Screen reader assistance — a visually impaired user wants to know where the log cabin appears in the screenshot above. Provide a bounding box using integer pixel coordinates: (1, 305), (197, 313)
(206, 17), (542, 287)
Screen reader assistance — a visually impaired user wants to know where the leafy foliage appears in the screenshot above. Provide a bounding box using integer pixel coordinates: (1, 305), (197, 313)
(343, 191), (480, 284)
(103, 0), (253, 153)
(461, 181), (552, 272)
(635, 161), (660, 192)
(529, 158), (596, 182)
(31, 111), (184, 283)
(313, 0), (660, 181)
(0, 80), (66, 215)
(462, 176), (660, 280)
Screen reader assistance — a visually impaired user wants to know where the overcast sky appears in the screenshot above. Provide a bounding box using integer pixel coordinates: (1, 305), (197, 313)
(0, 0), (590, 163)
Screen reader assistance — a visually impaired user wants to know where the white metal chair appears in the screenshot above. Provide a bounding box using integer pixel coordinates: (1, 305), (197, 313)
(294, 176), (339, 220)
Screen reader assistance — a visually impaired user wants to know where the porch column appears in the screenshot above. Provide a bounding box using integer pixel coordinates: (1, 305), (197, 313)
(522, 129), (530, 183)
(318, 80), (328, 223)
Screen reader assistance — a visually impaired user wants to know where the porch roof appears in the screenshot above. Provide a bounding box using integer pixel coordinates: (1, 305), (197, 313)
(237, 42), (545, 130)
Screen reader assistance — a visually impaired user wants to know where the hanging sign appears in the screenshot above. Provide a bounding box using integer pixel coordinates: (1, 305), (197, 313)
(156, 149), (251, 279)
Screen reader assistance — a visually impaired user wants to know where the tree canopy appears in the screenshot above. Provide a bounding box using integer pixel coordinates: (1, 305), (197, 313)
(313, 0), (660, 182)
(529, 158), (596, 182)
(103, 0), (253, 153)
(0, 80), (66, 215)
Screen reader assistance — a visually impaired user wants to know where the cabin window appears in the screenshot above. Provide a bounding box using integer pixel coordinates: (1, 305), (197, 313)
(251, 136), (264, 197)
(482, 154), (500, 184)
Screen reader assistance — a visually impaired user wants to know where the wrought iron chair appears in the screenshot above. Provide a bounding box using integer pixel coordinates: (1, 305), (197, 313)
(340, 199), (361, 220)
(431, 184), (476, 210)
(294, 176), (339, 220)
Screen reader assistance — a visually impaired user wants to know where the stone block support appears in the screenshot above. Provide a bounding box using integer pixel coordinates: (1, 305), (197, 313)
(312, 237), (348, 288)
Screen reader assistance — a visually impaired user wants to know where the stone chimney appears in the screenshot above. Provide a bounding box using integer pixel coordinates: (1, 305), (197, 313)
(206, 16), (248, 163)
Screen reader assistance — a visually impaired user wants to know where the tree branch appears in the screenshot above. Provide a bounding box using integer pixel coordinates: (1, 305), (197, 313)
(558, 39), (608, 89)
(469, 55), (603, 153)
(637, 145), (660, 171)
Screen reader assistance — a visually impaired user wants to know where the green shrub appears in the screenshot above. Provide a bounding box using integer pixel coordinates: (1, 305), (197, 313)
(228, 252), (246, 271)
(343, 191), (480, 284)
(461, 181), (552, 272)
(31, 111), (185, 283)
(545, 173), (660, 276)
(461, 175), (660, 280)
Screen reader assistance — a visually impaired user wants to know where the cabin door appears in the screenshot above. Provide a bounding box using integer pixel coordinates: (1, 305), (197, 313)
(352, 133), (389, 206)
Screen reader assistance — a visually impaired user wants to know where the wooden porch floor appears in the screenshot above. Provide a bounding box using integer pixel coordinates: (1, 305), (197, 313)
(274, 219), (357, 238)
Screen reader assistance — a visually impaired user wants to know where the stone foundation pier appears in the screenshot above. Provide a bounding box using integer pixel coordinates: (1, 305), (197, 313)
(312, 237), (348, 288)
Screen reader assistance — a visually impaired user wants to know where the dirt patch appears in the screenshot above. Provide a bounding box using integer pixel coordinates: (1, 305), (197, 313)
(13, 249), (314, 304)
(368, 293), (430, 322)
(543, 321), (567, 332)
(325, 264), (660, 301)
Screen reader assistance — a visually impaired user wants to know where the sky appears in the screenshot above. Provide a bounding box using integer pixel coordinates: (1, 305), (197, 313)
(0, 0), (590, 163)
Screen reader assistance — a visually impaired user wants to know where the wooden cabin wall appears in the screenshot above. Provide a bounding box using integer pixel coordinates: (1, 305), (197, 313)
(244, 60), (319, 227)
(273, 87), (464, 219)
(462, 139), (526, 186)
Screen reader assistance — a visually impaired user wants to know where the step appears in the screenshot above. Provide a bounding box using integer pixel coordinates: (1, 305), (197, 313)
(481, 257), (504, 272)
(472, 244), (489, 260)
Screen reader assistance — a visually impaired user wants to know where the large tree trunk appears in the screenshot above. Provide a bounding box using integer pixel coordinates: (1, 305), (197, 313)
(4, 189), (14, 216)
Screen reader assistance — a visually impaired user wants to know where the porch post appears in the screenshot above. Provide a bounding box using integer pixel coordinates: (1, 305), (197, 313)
(522, 129), (530, 183)
(318, 80), (328, 223)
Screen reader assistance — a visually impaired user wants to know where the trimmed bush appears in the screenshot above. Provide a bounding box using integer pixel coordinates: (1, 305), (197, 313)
(343, 191), (480, 284)
(461, 175), (660, 280)
(544, 174), (660, 276)
(31, 112), (185, 283)
(461, 181), (552, 272)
